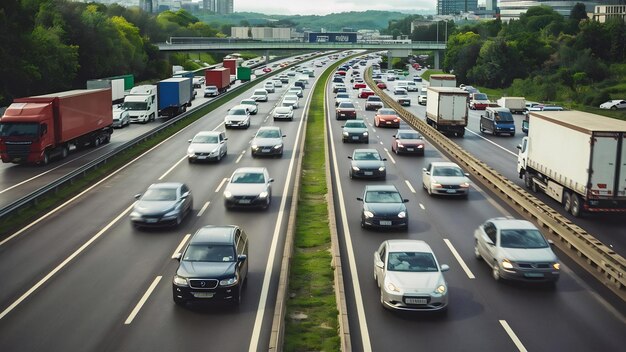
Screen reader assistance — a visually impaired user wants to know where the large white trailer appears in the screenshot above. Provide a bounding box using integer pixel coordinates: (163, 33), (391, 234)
(425, 87), (469, 137)
(516, 111), (626, 217)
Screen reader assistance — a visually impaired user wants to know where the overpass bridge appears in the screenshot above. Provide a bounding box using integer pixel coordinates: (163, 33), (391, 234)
(157, 38), (448, 68)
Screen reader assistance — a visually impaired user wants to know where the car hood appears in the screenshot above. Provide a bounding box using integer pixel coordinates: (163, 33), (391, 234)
(252, 137), (282, 147)
(188, 143), (219, 153)
(431, 176), (469, 185)
(352, 160), (384, 169)
(225, 114), (248, 121)
(225, 183), (267, 196)
(386, 271), (444, 293)
(499, 247), (557, 262)
(134, 200), (177, 215)
(344, 127), (367, 133)
(397, 138), (424, 146)
(377, 114), (399, 121)
(364, 202), (406, 215)
(177, 261), (236, 279)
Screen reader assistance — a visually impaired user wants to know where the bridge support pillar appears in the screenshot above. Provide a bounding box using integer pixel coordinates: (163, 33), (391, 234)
(387, 51), (392, 70)
(265, 49), (270, 65)
(434, 50), (440, 70)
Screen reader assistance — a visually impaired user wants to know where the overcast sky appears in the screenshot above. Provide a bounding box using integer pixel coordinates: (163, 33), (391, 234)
(233, 0), (437, 15)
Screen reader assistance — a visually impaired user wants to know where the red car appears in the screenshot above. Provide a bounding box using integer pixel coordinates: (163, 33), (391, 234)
(262, 67), (272, 73)
(375, 108), (401, 128)
(353, 82), (367, 89)
(392, 129), (425, 155)
(377, 81), (387, 89)
(336, 70), (347, 76)
(358, 88), (375, 99)
(335, 102), (357, 120)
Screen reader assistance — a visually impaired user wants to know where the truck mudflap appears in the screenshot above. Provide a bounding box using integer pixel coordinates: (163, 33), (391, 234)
(584, 197), (626, 212)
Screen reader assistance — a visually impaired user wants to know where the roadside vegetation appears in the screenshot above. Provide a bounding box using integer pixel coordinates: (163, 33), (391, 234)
(283, 62), (340, 351)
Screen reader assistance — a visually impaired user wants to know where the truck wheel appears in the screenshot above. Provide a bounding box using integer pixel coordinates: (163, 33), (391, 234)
(563, 192), (572, 213)
(570, 194), (583, 217)
(524, 172), (533, 190)
(61, 146), (69, 159)
(41, 151), (50, 165)
(93, 137), (100, 147)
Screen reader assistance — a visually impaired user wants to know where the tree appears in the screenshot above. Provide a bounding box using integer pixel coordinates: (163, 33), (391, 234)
(443, 32), (482, 83)
(570, 3), (588, 23)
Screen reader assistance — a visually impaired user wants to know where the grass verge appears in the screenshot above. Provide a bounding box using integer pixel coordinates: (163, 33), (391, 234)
(283, 63), (340, 351)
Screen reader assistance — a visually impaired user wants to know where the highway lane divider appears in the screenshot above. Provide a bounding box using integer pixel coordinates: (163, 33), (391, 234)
(364, 68), (626, 301)
(0, 52), (332, 238)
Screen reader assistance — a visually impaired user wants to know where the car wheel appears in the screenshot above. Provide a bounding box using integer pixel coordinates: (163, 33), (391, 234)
(611, 106), (617, 110)
(571, 193), (582, 217)
(474, 241), (482, 260)
(563, 192), (572, 213)
(216, 152), (221, 162)
(232, 288), (242, 306)
(479, 125), (485, 133)
(262, 197), (271, 210)
(427, 185), (433, 196)
(188, 158), (194, 164)
(492, 263), (502, 282)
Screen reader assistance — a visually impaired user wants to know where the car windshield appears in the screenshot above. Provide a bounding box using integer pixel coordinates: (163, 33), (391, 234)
(345, 121), (366, 128)
(336, 93), (349, 99)
(365, 190), (402, 203)
(229, 109), (247, 115)
(398, 132), (421, 139)
(338, 103), (355, 109)
(500, 229), (549, 249)
(122, 101), (147, 111)
(495, 112), (514, 122)
(0, 122), (40, 137)
(275, 107), (291, 114)
(183, 244), (235, 262)
(387, 252), (438, 272)
(432, 166), (464, 177)
(231, 172), (265, 184)
(474, 93), (488, 100)
(353, 151), (380, 160)
(378, 109), (396, 115)
(256, 129), (281, 138)
(192, 135), (218, 143)
(142, 188), (177, 201)
(368, 96), (382, 102)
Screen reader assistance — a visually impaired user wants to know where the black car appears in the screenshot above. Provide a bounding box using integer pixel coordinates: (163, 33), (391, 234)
(173, 225), (249, 306)
(130, 182), (193, 228)
(349, 149), (387, 179)
(357, 185), (409, 230)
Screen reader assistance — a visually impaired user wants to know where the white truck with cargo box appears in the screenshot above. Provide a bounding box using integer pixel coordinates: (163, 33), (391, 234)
(517, 111), (626, 217)
(428, 74), (456, 87)
(87, 78), (125, 103)
(497, 97), (525, 114)
(425, 87), (469, 137)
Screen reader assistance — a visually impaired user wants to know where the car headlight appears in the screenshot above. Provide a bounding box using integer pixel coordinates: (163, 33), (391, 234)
(224, 191), (233, 198)
(210, 148), (219, 155)
(501, 259), (514, 269)
(363, 211), (374, 218)
(130, 211), (141, 218)
(435, 285), (446, 294)
(386, 282), (399, 292)
(219, 276), (238, 287)
(460, 182), (470, 188)
(352, 166), (360, 171)
(552, 263), (560, 270)
(343, 131), (349, 136)
(251, 145), (259, 150)
(273, 144), (283, 149)
(397, 143), (403, 147)
(397, 211), (406, 218)
(362, 131), (369, 136)
(378, 166), (385, 172)
(173, 275), (188, 287)
(187, 148), (194, 156)
(163, 209), (179, 218)
(259, 191), (269, 198)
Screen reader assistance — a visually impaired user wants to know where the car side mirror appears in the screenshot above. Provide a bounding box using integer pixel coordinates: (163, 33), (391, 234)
(188, 139), (192, 143)
(440, 264), (450, 272)
(269, 178), (275, 183)
(173, 253), (182, 261)
(348, 156), (352, 159)
(356, 197), (363, 201)
(375, 259), (384, 269)
(548, 239), (554, 246)
(238, 254), (247, 262)
(181, 192), (190, 198)
(134, 194), (142, 200)
(403, 199), (409, 203)
(282, 135), (286, 137)
(464, 173), (470, 177)
(517, 145), (522, 150)
(382, 158), (387, 161)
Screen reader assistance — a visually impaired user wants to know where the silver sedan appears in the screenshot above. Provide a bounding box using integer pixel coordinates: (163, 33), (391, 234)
(374, 240), (449, 312)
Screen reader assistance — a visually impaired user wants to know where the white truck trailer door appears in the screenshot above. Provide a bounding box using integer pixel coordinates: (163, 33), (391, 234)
(452, 95), (466, 122)
(591, 134), (619, 196)
(620, 134), (626, 196)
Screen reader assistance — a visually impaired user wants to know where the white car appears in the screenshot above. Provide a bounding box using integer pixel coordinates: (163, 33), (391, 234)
(282, 95), (300, 109)
(272, 106), (294, 121)
(287, 87), (303, 98)
(204, 85), (219, 97)
(240, 98), (258, 115)
(192, 76), (205, 88)
(422, 161), (470, 198)
(187, 131), (227, 163)
(251, 89), (269, 102)
(112, 107), (130, 128)
(272, 79), (283, 88)
(263, 81), (275, 93)
(599, 99), (626, 110)
(224, 106), (251, 129)
(374, 240), (449, 312)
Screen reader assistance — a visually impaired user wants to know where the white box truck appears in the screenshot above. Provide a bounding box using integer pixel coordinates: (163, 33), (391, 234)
(428, 74), (456, 87)
(123, 85), (158, 123)
(87, 78), (125, 103)
(426, 87), (469, 137)
(496, 97), (525, 114)
(517, 111), (626, 217)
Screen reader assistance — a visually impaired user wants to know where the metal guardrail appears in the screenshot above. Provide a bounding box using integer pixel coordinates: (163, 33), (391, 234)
(0, 54), (323, 225)
(365, 69), (626, 300)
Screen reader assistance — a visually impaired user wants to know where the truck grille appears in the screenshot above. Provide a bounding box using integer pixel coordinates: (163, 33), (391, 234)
(5, 142), (32, 158)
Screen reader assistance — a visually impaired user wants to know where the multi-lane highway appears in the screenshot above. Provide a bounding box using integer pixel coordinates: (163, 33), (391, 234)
(0, 57), (328, 351)
(328, 61), (626, 351)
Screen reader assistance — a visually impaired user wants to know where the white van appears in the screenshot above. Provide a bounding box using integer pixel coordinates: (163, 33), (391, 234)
(418, 88), (428, 105)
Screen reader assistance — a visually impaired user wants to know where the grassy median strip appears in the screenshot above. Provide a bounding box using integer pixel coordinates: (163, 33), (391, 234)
(283, 65), (340, 351)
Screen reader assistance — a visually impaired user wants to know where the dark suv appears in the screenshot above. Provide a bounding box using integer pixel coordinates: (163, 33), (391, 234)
(480, 107), (516, 136)
(172, 225), (249, 306)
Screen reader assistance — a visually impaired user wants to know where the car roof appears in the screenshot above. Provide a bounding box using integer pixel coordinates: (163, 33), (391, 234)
(148, 182), (183, 189)
(386, 239), (433, 253)
(230, 105), (249, 111)
(354, 148), (380, 154)
(365, 184), (399, 192)
(487, 217), (538, 230)
(194, 131), (221, 137)
(232, 166), (267, 174)
(431, 161), (461, 168)
(190, 225), (237, 244)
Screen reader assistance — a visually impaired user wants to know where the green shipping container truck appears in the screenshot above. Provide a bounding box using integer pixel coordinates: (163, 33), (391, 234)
(237, 67), (251, 82)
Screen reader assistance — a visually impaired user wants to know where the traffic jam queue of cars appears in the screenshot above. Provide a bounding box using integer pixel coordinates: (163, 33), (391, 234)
(333, 57), (561, 313)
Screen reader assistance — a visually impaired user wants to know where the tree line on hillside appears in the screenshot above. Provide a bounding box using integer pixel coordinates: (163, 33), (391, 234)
(0, 0), (224, 106)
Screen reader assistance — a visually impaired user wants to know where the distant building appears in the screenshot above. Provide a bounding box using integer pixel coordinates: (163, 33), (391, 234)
(411, 20), (433, 33)
(593, 4), (626, 22)
(437, 0), (478, 15)
(216, 0), (234, 14)
(499, 1), (601, 21)
(231, 27), (293, 40)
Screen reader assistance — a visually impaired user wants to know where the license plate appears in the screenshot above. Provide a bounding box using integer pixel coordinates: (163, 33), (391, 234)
(446, 189), (457, 194)
(407, 148), (414, 151)
(192, 292), (214, 298)
(364, 171), (373, 176)
(145, 219), (158, 223)
(379, 220), (392, 226)
(524, 272), (544, 278)
(197, 156), (206, 159)
(405, 298), (427, 305)
(352, 136), (359, 140)
(239, 199), (252, 204)
(340, 113), (345, 116)
(262, 148), (271, 152)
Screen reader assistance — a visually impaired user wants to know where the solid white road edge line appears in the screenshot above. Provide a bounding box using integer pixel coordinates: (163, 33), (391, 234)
(124, 276), (162, 325)
(0, 203), (135, 320)
(328, 93), (373, 351)
(499, 320), (528, 352)
(197, 202), (210, 217)
(215, 178), (228, 193)
(443, 238), (476, 279)
(248, 76), (311, 352)
(172, 234), (191, 259)
(404, 180), (416, 193)
(158, 155), (187, 180)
